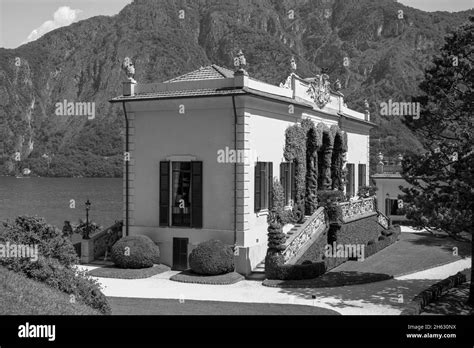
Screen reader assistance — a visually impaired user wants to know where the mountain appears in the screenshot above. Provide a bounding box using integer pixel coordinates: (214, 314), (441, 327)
(0, 0), (472, 177)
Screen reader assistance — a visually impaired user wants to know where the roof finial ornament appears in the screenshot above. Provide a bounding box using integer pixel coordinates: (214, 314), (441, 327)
(122, 57), (136, 83)
(290, 56), (297, 72)
(364, 99), (370, 121)
(234, 49), (248, 76)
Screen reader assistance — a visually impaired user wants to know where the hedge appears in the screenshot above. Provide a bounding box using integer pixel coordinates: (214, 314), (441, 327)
(265, 219), (401, 280)
(328, 213), (383, 246)
(0, 216), (110, 314)
(111, 235), (160, 269)
(189, 240), (234, 275)
(364, 225), (401, 259)
(265, 251), (326, 280)
(401, 272), (467, 315)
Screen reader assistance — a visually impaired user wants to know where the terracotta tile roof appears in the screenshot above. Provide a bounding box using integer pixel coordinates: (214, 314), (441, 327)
(110, 88), (245, 102)
(164, 64), (234, 83)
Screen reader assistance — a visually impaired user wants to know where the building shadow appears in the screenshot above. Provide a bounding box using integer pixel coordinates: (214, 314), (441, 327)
(275, 276), (439, 311)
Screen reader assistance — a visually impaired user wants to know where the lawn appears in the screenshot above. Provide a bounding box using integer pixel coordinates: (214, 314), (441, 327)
(88, 264), (170, 279)
(108, 297), (340, 315)
(331, 232), (470, 277)
(0, 266), (102, 315)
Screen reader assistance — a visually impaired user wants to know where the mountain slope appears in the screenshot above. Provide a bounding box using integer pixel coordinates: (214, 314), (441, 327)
(0, 0), (471, 176)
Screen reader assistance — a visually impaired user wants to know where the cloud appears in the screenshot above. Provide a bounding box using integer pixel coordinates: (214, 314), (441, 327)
(26, 6), (82, 43)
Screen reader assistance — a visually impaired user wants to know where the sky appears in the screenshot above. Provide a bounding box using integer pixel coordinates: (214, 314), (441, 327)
(0, 0), (473, 49)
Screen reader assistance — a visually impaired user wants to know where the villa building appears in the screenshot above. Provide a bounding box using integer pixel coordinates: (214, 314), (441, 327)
(371, 153), (409, 223)
(110, 56), (374, 274)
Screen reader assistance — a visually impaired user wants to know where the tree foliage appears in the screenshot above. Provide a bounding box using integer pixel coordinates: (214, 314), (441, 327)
(400, 16), (473, 237)
(399, 17), (473, 302)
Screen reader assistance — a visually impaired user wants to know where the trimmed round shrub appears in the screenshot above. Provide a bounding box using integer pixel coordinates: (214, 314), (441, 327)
(378, 235), (386, 241)
(381, 229), (393, 237)
(367, 239), (375, 245)
(267, 221), (286, 251)
(111, 235), (160, 269)
(189, 240), (234, 275)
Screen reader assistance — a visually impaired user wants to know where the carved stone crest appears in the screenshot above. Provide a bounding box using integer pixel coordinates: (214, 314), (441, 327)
(306, 74), (331, 108)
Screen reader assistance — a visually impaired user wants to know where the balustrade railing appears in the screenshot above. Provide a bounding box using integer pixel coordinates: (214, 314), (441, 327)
(282, 207), (328, 263)
(337, 196), (376, 222)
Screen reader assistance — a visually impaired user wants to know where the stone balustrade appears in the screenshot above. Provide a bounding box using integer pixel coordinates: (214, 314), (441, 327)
(282, 207), (328, 264)
(81, 220), (123, 263)
(377, 211), (391, 229)
(338, 196), (376, 222)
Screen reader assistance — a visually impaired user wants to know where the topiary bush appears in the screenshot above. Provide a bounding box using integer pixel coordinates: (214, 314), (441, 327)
(111, 235), (160, 269)
(267, 219), (286, 251)
(272, 179), (285, 212)
(189, 239), (234, 275)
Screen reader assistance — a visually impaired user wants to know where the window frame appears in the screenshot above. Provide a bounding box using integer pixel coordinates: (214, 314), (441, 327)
(159, 160), (203, 228)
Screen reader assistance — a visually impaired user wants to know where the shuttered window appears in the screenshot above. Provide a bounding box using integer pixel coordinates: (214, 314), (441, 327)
(160, 161), (202, 228)
(255, 162), (273, 212)
(191, 161), (203, 228)
(358, 164), (367, 187)
(159, 161), (170, 226)
(346, 163), (355, 197)
(280, 162), (293, 206)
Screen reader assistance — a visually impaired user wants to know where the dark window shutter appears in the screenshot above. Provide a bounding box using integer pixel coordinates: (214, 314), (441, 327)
(159, 161), (170, 226)
(351, 165), (355, 196)
(191, 161), (203, 228)
(290, 161), (296, 204)
(358, 164), (366, 187)
(280, 163), (287, 205)
(255, 162), (262, 212)
(268, 162), (273, 209)
(385, 198), (390, 216)
(362, 165), (366, 187)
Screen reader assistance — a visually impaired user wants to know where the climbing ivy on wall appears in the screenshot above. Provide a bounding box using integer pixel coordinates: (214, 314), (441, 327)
(301, 118), (320, 216)
(284, 124), (306, 220)
(283, 121), (347, 219)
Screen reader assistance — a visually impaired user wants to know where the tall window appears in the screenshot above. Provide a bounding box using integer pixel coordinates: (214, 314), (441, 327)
(280, 162), (294, 206)
(358, 164), (367, 187)
(346, 163), (355, 197)
(255, 162), (273, 212)
(160, 161), (202, 228)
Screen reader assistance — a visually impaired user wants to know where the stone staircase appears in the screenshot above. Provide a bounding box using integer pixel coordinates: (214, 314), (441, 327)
(245, 213), (325, 280)
(246, 260), (266, 280)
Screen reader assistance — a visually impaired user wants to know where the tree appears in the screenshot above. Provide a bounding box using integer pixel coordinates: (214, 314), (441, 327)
(400, 17), (474, 304)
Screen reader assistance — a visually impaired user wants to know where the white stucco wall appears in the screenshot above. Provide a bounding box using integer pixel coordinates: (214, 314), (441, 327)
(125, 97), (236, 267)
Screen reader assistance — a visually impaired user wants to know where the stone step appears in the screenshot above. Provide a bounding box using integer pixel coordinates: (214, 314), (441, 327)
(245, 272), (266, 281)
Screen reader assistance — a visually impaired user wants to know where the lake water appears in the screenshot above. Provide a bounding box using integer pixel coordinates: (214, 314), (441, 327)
(0, 177), (122, 229)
